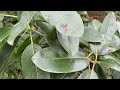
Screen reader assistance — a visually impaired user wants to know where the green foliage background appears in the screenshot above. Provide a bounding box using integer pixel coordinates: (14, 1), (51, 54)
(0, 11), (120, 79)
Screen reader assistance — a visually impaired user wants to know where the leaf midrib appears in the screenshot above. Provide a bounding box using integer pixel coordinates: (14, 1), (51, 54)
(33, 56), (87, 61)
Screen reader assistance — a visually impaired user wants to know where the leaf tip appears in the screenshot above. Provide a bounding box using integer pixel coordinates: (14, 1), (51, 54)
(7, 39), (14, 46)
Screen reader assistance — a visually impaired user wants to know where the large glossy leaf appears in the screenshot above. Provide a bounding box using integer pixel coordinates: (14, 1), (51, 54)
(78, 69), (99, 79)
(81, 26), (102, 42)
(7, 11), (35, 45)
(100, 12), (117, 35)
(21, 44), (50, 79)
(0, 26), (13, 42)
(40, 11), (84, 37)
(32, 46), (89, 73)
(57, 31), (79, 56)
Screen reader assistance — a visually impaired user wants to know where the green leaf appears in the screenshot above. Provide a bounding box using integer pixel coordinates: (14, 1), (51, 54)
(39, 22), (56, 37)
(15, 32), (40, 57)
(112, 69), (120, 79)
(81, 26), (102, 42)
(40, 11), (84, 37)
(94, 64), (106, 79)
(79, 37), (89, 46)
(32, 46), (89, 73)
(0, 39), (6, 48)
(0, 22), (3, 28)
(100, 35), (120, 55)
(78, 69), (99, 79)
(100, 12), (117, 35)
(57, 31), (79, 56)
(105, 52), (120, 63)
(116, 21), (120, 34)
(88, 19), (103, 55)
(112, 52), (120, 61)
(50, 72), (77, 79)
(91, 35), (120, 55)
(0, 16), (4, 21)
(0, 37), (19, 72)
(7, 11), (35, 45)
(39, 22), (58, 46)
(88, 19), (101, 32)
(33, 12), (44, 21)
(90, 43), (102, 56)
(0, 26), (13, 42)
(99, 58), (120, 72)
(21, 44), (50, 79)
(4, 32), (40, 69)
(77, 11), (87, 15)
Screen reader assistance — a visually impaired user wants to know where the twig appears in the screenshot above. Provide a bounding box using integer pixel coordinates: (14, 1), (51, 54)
(0, 13), (17, 18)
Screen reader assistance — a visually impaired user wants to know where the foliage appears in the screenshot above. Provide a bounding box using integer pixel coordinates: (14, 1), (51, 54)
(1, 11), (120, 79)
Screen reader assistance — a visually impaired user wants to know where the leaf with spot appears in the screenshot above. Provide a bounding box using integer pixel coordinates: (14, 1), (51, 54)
(40, 11), (84, 37)
(32, 46), (89, 73)
(21, 44), (50, 79)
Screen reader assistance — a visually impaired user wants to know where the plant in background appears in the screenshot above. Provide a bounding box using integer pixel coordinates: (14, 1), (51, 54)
(0, 11), (120, 79)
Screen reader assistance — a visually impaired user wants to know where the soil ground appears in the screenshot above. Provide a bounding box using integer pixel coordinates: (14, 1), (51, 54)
(87, 11), (108, 22)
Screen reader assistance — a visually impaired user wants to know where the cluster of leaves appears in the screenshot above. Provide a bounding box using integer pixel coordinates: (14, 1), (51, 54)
(1, 11), (120, 79)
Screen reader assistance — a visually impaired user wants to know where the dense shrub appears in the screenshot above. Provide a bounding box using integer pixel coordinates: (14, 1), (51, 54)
(0, 11), (120, 79)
